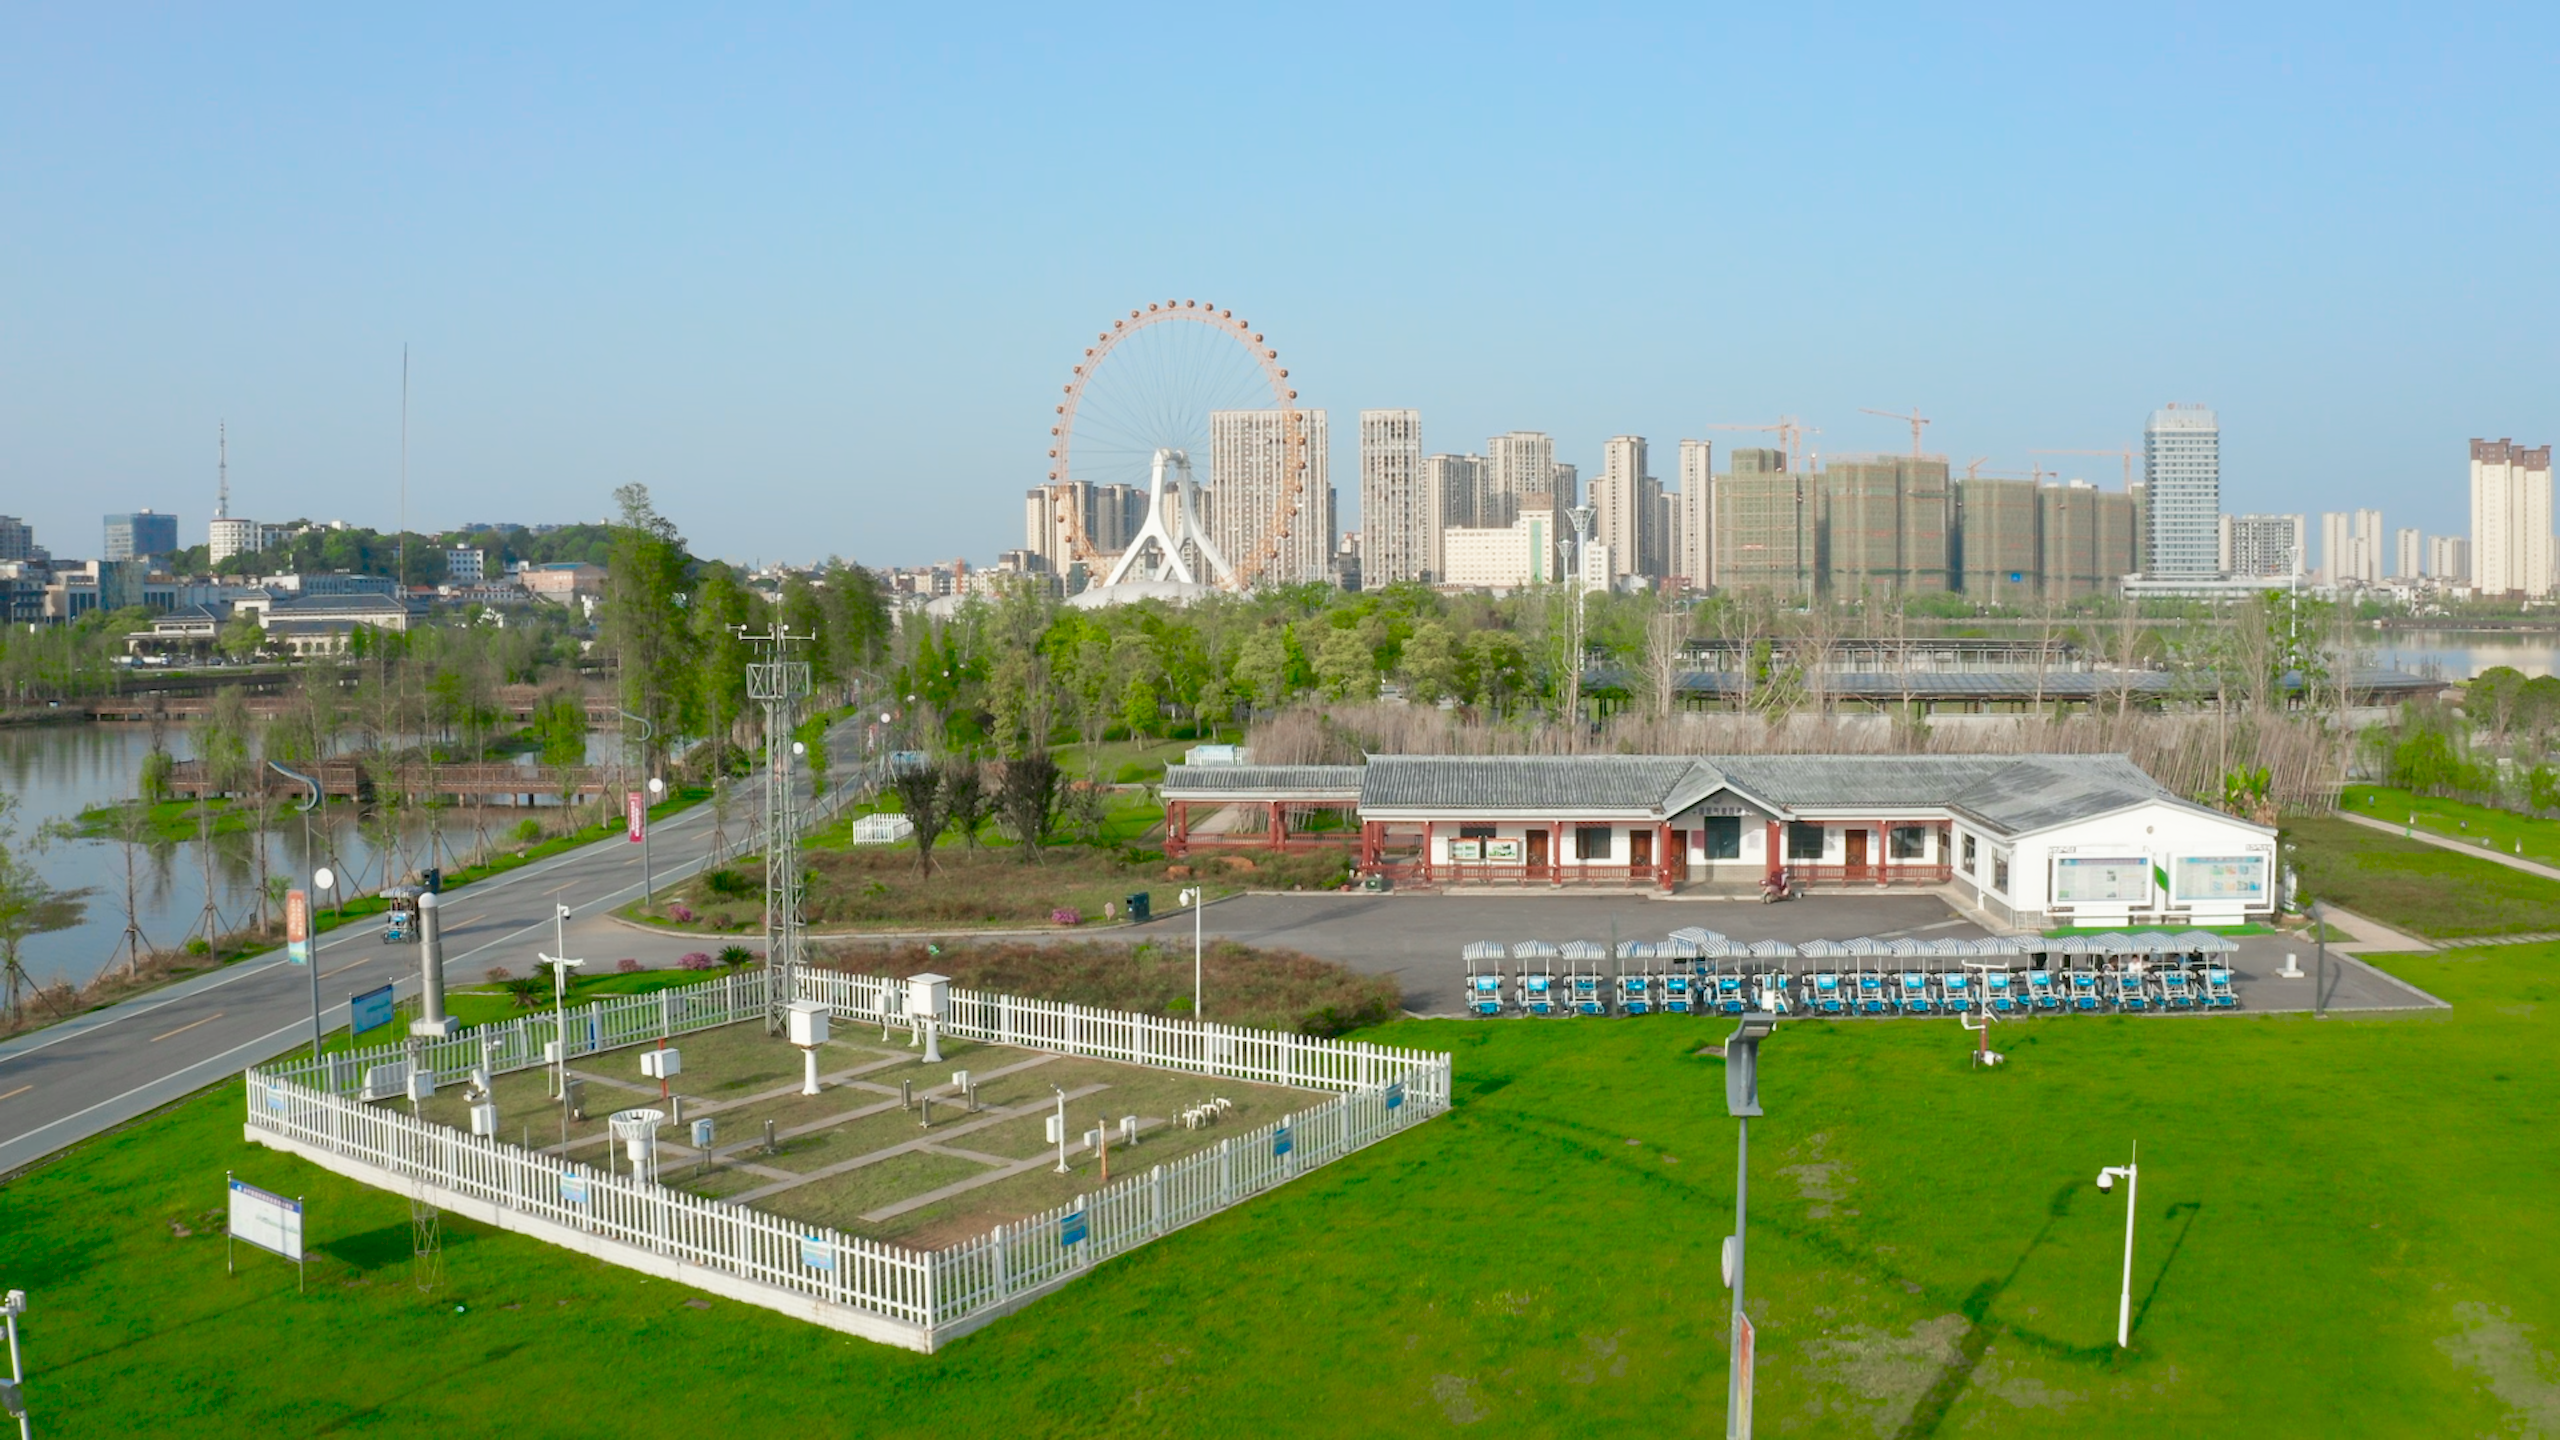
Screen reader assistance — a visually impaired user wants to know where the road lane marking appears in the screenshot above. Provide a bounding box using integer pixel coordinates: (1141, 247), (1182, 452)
(149, 1012), (225, 1043)
(321, 958), (378, 979)
(0, 1085), (31, 1103)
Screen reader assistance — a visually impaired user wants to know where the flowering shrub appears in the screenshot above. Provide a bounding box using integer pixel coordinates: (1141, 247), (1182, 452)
(617, 958), (642, 974)
(1050, 907), (1083, 927)
(678, 951), (716, 972)
(668, 902), (696, 923)
(485, 966), (512, 983)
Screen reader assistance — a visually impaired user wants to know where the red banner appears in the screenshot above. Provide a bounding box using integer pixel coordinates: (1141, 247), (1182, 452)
(627, 791), (646, 843)
(286, 889), (311, 965)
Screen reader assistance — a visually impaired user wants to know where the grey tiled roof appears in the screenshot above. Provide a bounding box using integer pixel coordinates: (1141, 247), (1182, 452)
(1942, 754), (2186, 835)
(1161, 764), (1366, 798)
(1710, 755), (2018, 809)
(1359, 755), (1718, 812)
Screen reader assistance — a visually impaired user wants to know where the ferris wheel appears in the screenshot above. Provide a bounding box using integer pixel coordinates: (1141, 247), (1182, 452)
(1044, 300), (1309, 591)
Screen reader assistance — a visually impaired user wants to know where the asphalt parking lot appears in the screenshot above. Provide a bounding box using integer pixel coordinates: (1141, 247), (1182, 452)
(1123, 891), (2445, 1018)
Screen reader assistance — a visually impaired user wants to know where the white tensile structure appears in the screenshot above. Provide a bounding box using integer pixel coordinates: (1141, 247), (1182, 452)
(243, 966), (1448, 1353)
(1104, 448), (1233, 589)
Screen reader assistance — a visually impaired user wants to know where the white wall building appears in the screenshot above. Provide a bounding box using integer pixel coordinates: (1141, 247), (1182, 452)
(2470, 437), (2553, 598)
(2428, 533), (2472, 584)
(2218, 513), (2305, 578)
(2392, 526), (2423, 582)
(2319, 508), (2383, 585)
(1674, 439), (1714, 590)
(1439, 497), (1562, 590)
(1358, 409), (1429, 586)
(1589, 435), (1659, 582)
(1481, 432), (1555, 529)
(208, 516), (260, 566)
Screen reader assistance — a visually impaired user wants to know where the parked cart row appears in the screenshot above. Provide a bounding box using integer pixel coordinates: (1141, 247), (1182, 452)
(1459, 928), (2244, 1019)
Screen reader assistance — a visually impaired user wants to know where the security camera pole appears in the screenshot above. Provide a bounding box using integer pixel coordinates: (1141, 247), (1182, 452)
(2096, 1143), (2139, 1348)
(1179, 886), (1204, 1019)
(3, 1287), (27, 1440)
(1723, 1013), (1777, 1440)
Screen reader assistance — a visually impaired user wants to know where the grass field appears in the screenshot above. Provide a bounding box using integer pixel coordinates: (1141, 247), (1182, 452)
(4, 947), (2555, 1436)
(2283, 813), (2560, 938)
(2340, 782), (2560, 868)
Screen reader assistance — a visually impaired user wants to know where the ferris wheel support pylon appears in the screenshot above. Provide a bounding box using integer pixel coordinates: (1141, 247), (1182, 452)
(1104, 449), (1234, 588)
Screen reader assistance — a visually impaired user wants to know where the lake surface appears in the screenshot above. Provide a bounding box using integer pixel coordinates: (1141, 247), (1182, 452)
(2366, 630), (2560, 680)
(0, 723), (623, 992)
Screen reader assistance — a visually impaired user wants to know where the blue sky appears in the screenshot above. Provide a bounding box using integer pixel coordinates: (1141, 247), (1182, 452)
(5, 5), (2554, 567)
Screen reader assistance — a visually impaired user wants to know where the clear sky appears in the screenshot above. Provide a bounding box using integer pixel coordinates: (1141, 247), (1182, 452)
(5, 5), (2554, 568)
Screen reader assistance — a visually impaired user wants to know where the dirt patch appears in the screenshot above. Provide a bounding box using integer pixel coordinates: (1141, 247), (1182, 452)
(812, 937), (1398, 1038)
(1428, 1374), (1487, 1425)
(1960, 1345), (2086, 1416)
(1781, 1131), (1859, 1220)
(2437, 1302), (2560, 1433)
(1797, 1314), (1970, 1437)
(1564, 1329), (1629, 1385)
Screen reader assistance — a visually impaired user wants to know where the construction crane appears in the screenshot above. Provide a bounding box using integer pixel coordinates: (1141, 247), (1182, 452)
(1698, 417), (1818, 474)
(1860, 407), (1931, 458)
(2030, 447), (2136, 489)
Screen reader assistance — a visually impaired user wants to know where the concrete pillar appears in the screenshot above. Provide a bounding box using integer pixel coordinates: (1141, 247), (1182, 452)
(411, 891), (458, 1039)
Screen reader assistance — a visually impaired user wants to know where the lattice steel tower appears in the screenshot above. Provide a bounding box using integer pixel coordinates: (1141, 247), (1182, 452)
(738, 624), (814, 1032)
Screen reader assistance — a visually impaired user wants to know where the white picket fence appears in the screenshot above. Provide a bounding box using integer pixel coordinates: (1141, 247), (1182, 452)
(244, 965), (1449, 1351)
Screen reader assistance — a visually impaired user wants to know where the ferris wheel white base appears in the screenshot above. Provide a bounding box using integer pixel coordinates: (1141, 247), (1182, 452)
(1103, 448), (1235, 590)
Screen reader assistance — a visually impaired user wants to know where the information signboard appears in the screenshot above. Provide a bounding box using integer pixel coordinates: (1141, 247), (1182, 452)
(800, 1236), (834, 1270)
(1484, 839), (1523, 863)
(1385, 1080), (1405, 1112)
(285, 888), (311, 966)
(1060, 1210), (1087, 1247)
(349, 983), (396, 1036)
(1274, 1123), (1293, 1158)
(228, 1177), (303, 1261)
(2173, 854), (2268, 902)
(560, 1171), (589, 1205)
(2052, 855), (2150, 904)
(1448, 840), (1483, 862)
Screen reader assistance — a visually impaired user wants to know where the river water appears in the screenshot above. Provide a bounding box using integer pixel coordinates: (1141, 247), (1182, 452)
(2367, 629), (2560, 680)
(0, 723), (622, 992)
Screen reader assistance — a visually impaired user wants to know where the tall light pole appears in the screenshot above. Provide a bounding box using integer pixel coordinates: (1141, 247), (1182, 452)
(1724, 1013), (1777, 1440)
(642, 775), (664, 903)
(2097, 1143), (2140, 1348)
(1179, 886), (1204, 1019)
(2311, 899), (2327, 1019)
(3, 1287), (28, 1440)
(270, 762), (328, 1058)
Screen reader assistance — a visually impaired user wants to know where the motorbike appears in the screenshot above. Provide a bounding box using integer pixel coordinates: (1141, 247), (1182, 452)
(1759, 867), (1801, 904)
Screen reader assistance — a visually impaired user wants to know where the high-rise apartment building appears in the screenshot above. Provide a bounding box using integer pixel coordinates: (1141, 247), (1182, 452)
(2470, 438), (2554, 598)
(1712, 449), (1815, 599)
(2428, 534), (2472, 584)
(1481, 432), (1555, 529)
(1589, 436), (1660, 582)
(1550, 462), (1580, 511)
(1358, 409), (1429, 586)
(1425, 454), (1485, 533)
(2219, 514), (2306, 578)
(1025, 481), (1148, 580)
(2142, 405), (2220, 577)
(103, 511), (177, 562)
(2392, 527), (2422, 582)
(0, 516), (32, 563)
(1955, 479), (2040, 602)
(207, 516), (260, 566)
(2318, 509), (2383, 585)
(1210, 408), (1333, 585)
(1821, 456), (1951, 595)
(1673, 440), (1714, 589)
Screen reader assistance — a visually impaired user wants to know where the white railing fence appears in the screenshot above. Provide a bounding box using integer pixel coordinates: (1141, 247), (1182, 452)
(244, 964), (1450, 1349)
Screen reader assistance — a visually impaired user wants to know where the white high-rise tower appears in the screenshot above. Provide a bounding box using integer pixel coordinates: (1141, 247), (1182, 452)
(1358, 410), (1429, 586)
(2471, 438), (2554, 598)
(2142, 405), (2220, 578)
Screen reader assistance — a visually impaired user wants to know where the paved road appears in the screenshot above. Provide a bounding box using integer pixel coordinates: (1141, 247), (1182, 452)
(0, 725), (867, 1180)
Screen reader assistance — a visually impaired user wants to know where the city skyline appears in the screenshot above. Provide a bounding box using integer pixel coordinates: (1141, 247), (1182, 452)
(5, 10), (2556, 564)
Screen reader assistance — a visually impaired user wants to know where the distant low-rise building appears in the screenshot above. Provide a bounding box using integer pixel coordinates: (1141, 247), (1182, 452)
(520, 562), (607, 605)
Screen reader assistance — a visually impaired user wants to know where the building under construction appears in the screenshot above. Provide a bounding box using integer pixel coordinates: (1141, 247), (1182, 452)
(1713, 449), (2141, 603)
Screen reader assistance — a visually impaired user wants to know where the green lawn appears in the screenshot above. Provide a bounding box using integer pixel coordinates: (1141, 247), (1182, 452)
(5, 948), (2553, 1435)
(2284, 813), (2560, 938)
(2340, 782), (2560, 868)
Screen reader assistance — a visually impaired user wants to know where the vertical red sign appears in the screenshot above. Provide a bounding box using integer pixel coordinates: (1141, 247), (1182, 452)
(627, 791), (646, 843)
(286, 888), (311, 965)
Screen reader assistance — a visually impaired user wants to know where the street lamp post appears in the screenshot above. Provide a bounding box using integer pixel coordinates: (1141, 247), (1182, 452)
(1724, 1013), (1777, 1440)
(3, 1287), (27, 1440)
(307, 866), (335, 1057)
(1178, 886), (1204, 1020)
(2311, 899), (2327, 1019)
(2097, 1144), (2140, 1348)
(643, 775), (664, 903)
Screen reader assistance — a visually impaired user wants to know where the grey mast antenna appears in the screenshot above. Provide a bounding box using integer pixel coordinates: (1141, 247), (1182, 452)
(735, 622), (815, 1033)
(397, 346), (408, 591)
(216, 422), (229, 519)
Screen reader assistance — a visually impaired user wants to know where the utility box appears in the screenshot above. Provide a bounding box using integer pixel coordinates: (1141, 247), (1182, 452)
(905, 973), (951, 1021)
(1124, 892), (1151, 923)
(406, 1070), (436, 1103)
(692, 1117), (716, 1150)
(787, 999), (832, 1048)
(1045, 1114), (1063, 1145)
(641, 1048), (682, 1079)
(470, 1101), (499, 1137)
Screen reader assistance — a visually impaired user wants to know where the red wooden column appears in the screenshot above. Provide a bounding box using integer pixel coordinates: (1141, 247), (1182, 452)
(1268, 801), (1285, 851)
(1168, 800), (1189, 858)
(1766, 819), (1784, 886)
(1358, 820), (1381, 873)
(1422, 821), (1435, 885)
(1657, 821), (1675, 892)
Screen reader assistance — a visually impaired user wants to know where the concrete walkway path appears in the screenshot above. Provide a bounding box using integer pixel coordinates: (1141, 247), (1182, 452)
(2334, 808), (2560, 883)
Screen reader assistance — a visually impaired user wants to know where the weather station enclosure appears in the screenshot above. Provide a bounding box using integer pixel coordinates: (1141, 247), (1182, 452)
(242, 967), (1448, 1352)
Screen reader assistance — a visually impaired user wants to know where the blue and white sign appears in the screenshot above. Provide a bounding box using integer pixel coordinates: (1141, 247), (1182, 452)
(560, 1171), (589, 1205)
(800, 1236), (834, 1270)
(228, 1177), (304, 1261)
(1385, 1081), (1405, 1113)
(1060, 1210), (1087, 1248)
(349, 983), (396, 1036)
(1274, 1124), (1292, 1158)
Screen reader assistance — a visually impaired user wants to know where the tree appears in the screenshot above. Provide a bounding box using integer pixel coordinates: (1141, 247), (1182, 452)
(944, 758), (991, 849)
(1233, 626), (1290, 710)
(996, 753), (1060, 862)
(889, 762), (953, 876)
(1121, 677), (1161, 740)
(0, 795), (84, 1021)
(218, 612), (266, 662)
(536, 692), (589, 808)
(602, 483), (696, 775)
(1313, 624), (1377, 700)
(1400, 620), (1460, 704)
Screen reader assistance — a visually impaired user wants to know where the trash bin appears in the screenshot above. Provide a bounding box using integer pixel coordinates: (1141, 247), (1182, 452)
(1125, 892), (1151, 923)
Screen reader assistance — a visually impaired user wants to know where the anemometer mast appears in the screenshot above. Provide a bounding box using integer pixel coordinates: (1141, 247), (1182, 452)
(738, 624), (814, 1034)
